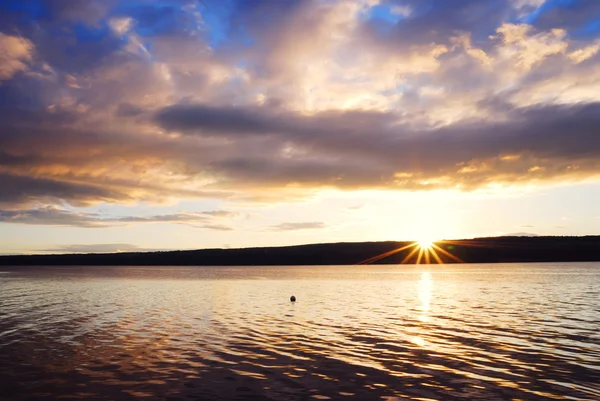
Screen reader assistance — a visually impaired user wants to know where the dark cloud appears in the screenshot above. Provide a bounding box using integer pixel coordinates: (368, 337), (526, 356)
(530, 0), (600, 34)
(154, 101), (600, 189)
(0, 152), (41, 167)
(0, 1), (111, 32)
(0, 207), (104, 227)
(156, 103), (277, 135)
(155, 104), (398, 150)
(211, 156), (388, 188)
(270, 222), (327, 231)
(37, 0), (115, 24)
(115, 102), (145, 117)
(226, 0), (305, 37)
(363, 0), (509, 50)
(0, 1), (123, 74)
(0, 173), (131, 207)
(0, 207), (237, 228)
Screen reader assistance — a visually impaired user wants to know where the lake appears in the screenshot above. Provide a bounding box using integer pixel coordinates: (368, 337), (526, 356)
(1, 263), (599, 400)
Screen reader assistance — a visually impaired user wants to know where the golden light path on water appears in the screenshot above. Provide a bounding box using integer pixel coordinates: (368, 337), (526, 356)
(1, 265), (599, 400)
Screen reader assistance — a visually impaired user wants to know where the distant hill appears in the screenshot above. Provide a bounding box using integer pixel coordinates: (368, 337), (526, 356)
(1, 236), (599, 266)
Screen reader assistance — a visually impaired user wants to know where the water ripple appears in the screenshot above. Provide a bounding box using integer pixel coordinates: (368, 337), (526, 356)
(1, 264), (599, 400)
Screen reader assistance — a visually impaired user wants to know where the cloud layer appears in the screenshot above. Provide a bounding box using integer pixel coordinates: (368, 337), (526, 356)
(270, 222), (328, 231)
(0, 206), (237, 228)
(1, 0), (600, 218)
(40, 243), (171, 254)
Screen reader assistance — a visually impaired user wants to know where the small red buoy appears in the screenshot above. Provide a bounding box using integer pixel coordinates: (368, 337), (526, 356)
(290, 295), (296, 302)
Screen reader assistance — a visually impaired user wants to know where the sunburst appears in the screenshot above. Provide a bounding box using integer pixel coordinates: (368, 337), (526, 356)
(357, 238), (464, 265)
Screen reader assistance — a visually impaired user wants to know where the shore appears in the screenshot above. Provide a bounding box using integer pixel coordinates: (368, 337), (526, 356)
(1, 236), (599, 266)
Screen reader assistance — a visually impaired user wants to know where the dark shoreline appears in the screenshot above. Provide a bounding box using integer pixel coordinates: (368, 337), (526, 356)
(1, 236), (599, 266)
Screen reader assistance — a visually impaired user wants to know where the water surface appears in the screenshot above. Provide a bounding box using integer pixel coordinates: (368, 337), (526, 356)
(1, 263), (599, 400)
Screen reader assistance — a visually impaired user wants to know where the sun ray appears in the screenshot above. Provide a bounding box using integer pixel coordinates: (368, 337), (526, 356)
(357, 243), (417, 265)
(431, 244), (464, 263)
(401, 245), (421, 264)
(441, 239), (507, 249)
(416, 247), (424, 264)
(357, 238), (465, 265)
(429, 246), (444, 264)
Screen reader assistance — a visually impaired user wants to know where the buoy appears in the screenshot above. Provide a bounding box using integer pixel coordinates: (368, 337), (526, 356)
(290, 295), (296, 302)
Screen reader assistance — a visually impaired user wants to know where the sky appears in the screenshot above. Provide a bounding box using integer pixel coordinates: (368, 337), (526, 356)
(0, 0), (599, 255)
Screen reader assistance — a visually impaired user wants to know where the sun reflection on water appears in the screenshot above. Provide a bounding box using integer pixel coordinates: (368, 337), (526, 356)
(419, 271), (432, 320)
(413, 271), (433, 348)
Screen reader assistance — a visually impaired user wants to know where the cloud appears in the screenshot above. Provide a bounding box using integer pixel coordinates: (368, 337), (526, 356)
(40, 243), (169, 254)
(0, 206), (237, 228)
(193, 224), (234, 231)
(0, 0), (599, 211)
(38, 0), (115, 24)
(0, 207), (107, 228)
(156, 103), (276, 135)
(0, 173), (131, 208)
(154, 101), (600, 190)
(110, 211), (238, 223)
(270, 222), (327, 231)
(362, 0), (509, 48)
(518, 225), (535, 228)
(529, 0), (600, 33)
(0, 34), (34, 80)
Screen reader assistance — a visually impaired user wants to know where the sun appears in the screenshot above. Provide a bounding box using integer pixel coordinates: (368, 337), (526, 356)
(417, 239), (435, 249)
(357, 236), (464, 265)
